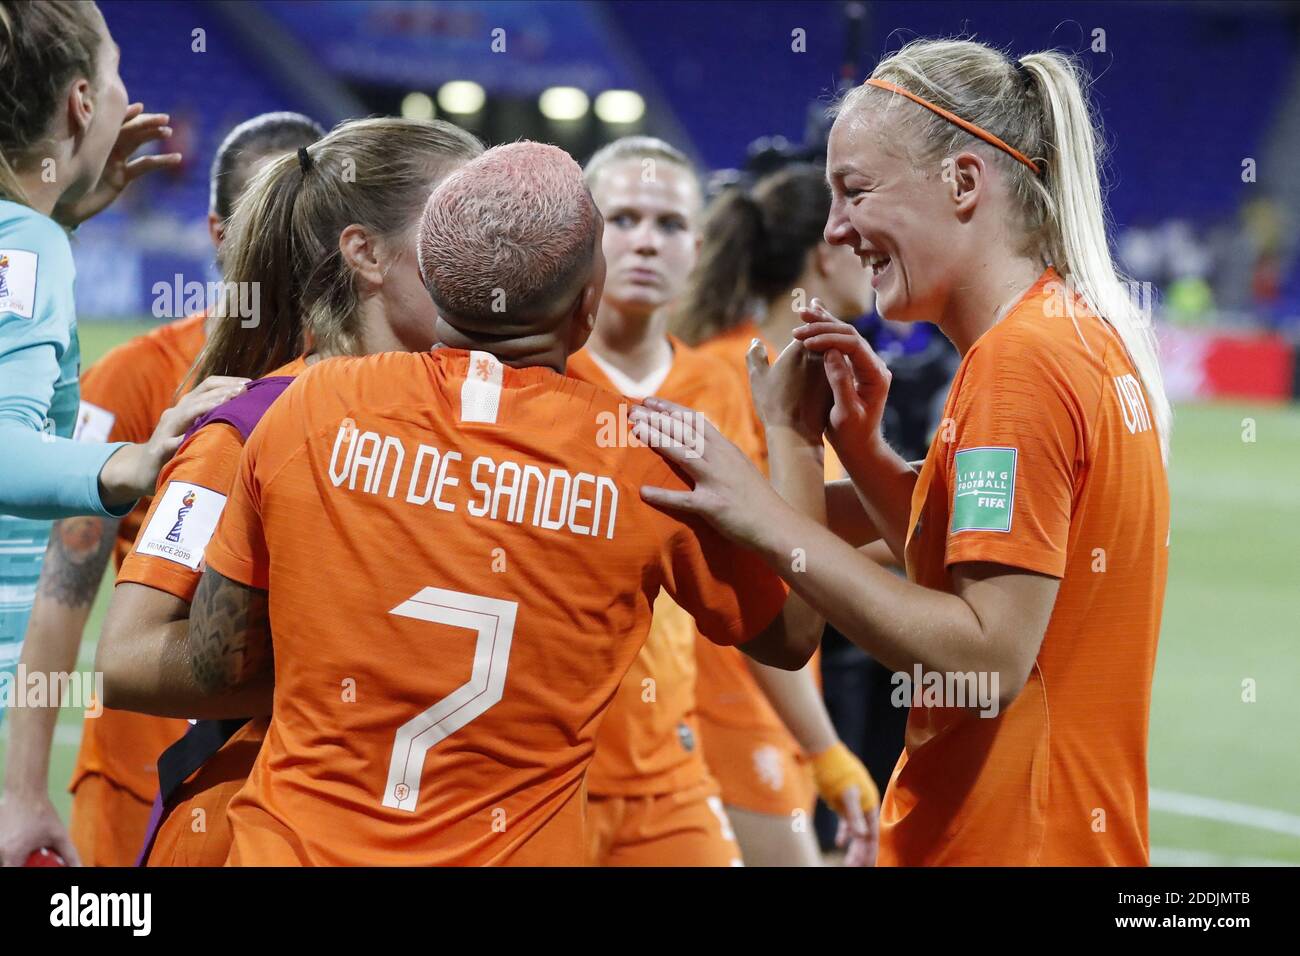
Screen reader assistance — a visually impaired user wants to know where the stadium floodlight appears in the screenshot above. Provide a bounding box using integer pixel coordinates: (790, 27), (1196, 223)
(594, 90), (645, 124)
(438, 81), (486, 115)
(539, 86), (589, 121)
(401, 92), (436, 121)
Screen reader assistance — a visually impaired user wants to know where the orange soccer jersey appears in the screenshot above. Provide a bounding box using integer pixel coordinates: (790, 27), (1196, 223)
(68, 312), (205, 865)
(116, 357), (307, 867)
(885, 269), (1169, 866)
(146, 718), (268, 867)
(566, 341), (760, 801)
(204, 349), (788, 866)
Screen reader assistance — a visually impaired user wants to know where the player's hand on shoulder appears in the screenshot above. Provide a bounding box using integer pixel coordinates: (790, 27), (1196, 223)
(97, 375), (247, 508)
(149, 375), (250, 459)
(631, 395), (777, 545)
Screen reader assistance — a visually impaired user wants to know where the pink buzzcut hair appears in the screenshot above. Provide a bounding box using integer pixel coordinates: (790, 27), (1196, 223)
(418, 140), (599, 328)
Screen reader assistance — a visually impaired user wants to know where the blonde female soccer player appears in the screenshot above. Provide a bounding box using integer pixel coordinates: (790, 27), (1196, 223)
(630, 38), (1170, 866)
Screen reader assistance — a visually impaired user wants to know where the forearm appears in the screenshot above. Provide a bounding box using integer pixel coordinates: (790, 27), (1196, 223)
(98, 583), (272, 719)
(832, 436), (917, 560)
(97, 606), (190, 716)
(751, 509), (1013, 679)
(825, 479), (881, 547)
(4, 606), (86, 795)
(95, 443), (157, 512)
(1, 693), (62, 798)
(0, 422), (130, 519)
(99, 617), (271, 719)
(746, 427), (829, 668)
(3, 516), (118, 795)
(744, 656), (838, 755)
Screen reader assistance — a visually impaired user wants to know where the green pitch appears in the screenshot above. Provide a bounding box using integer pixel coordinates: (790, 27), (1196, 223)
(3, 320), (1298, 865)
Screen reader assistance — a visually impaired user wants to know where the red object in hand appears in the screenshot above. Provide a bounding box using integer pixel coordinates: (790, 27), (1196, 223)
(24, 848), (67, 867)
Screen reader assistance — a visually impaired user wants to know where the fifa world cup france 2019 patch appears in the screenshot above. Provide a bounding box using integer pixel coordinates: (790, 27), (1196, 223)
(135, 481), (228, 570)
(951, 446), (1017, 534)
(73, 400), (116, 444)
(0, 249), (38, 319)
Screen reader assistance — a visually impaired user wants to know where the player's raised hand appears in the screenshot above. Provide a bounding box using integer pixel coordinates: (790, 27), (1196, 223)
(53, 104), (183, 227)
(0, 790), (81, 867)
(631, 395), (778, 546)
(791, 299), (892, 455)
(97, 375), (248, 508)
(746, 335), (833, 445)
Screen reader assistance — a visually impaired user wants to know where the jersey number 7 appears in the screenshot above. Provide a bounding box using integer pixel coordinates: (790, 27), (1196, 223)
(383, 587), (518, 812)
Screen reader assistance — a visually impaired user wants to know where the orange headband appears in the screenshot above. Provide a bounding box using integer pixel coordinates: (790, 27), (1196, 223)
(864, 78), (1041, 175)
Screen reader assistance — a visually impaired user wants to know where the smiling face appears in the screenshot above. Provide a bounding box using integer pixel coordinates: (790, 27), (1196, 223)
(817, 239), (876, 319)
(589, 157), (700, 320)
(824, 102), (961, 324)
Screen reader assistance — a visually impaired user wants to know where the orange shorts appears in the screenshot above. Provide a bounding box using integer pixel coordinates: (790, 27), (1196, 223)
(147, 720), (265, 867)
(698, 717), (816, 818)
(587, 778), (743, 867)
(69, 773), (153, 867)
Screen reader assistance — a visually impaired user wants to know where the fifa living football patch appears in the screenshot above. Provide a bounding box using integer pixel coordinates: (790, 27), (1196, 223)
(0, 249), (38, 319)
(136, 481), (227, 569)
(951, 446), (1016, 533)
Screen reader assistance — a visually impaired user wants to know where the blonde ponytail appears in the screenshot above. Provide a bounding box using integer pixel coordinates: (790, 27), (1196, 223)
(1020, 52), (1172, 461)
(190, 117), (482, 386)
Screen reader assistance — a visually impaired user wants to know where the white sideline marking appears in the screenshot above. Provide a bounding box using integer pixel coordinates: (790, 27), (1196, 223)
(1151, 846), (1295, 867)
(1151, 788), (1300, 838)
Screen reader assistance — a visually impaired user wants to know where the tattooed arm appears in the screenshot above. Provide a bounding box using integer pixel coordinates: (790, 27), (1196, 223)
(187, 567), (273, 704)
(0, 516), (117, 866)
(97, 570), (273, 719)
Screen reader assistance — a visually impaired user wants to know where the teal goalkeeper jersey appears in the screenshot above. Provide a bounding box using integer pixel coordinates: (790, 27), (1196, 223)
(0, 199), (129, 712)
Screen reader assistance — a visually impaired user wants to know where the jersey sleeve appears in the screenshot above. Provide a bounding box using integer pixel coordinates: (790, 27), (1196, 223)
(77, 338), (165, 445)
(649, 460), (788, 647)
(202, 418), (275, 592)
(0, 215), (127, 519)
(942, 327), (1083, 577)
(116, 424), (245, 601)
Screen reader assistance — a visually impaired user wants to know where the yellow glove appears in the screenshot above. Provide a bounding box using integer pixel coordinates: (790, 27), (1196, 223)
(811, 741), (880, 815)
